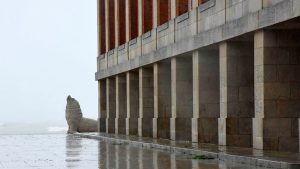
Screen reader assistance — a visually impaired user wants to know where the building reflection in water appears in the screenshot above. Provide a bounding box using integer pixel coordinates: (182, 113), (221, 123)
(64, 136), (259, 169)
(65, 135), (82, 168)
(98, 142), (227, 169)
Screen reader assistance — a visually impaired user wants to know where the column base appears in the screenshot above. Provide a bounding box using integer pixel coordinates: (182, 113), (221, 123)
(218, 118), (226, 146)
(191, 118), (199, 143)
(153, 118), (158, 139)
(115, 118), (118, 134)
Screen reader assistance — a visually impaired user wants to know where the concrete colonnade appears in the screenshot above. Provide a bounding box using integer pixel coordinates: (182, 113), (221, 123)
(98, 28), (300, 153)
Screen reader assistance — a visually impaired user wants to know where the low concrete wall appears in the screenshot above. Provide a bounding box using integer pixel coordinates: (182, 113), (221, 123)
(117, 43), (128, 64)
(128, 37), (142, 60)
(107, 49), (118, 68)
(157, 20), (175, 50)
(175, 9), (197, 42)
(141, 29), (157, 55)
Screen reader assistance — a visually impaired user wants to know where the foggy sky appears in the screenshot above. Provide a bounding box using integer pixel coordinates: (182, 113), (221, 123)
(0, 0), (98, 124)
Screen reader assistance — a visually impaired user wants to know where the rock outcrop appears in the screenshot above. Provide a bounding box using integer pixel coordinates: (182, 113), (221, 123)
(65, 95), (98, 133)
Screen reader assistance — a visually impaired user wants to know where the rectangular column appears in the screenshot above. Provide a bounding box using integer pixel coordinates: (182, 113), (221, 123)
(171, 0), (176, 19)
(116, 74), (127, 134)
(138, 0), (143, 36)
(153, 64), (158, 138)
(253, 30), (300, 152)
(171, 56), (193, 141)
(219, 43), (227, 146)
(99, 79), (107, 133)
(126, 71), (139, 135)
(152, 0), (158, 28)
(106, 77), (116, 133)
(192, 51), (199, 142)
(114, 0), (119, 47)
(139, 67), (154, 137)
(218, 41), (254, 147)
(153, 61), (171, 139)
(125, 0), (130, 42)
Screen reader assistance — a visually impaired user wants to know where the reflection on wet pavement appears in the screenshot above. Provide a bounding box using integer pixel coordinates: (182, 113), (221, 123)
(0, 134), (267, 169)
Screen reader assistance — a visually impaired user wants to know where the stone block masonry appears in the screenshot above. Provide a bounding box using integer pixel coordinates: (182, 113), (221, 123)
(97, 0), (300, 153)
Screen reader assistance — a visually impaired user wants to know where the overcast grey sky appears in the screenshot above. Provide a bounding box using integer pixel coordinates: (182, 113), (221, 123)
(0, 0), (97, 123)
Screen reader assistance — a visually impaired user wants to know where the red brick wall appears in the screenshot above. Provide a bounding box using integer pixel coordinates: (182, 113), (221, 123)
(109, 0), (115, 50)
(176, 0), (189, 16)
(118, 0), (126, 45)
(100, 0), (106, 54)
(158, 0), (170, 26)
(129, 0), (138, 40)
(142, 0), (153, 33)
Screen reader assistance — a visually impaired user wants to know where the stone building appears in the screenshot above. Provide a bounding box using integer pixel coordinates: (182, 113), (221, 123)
(96, 0), (300, 153)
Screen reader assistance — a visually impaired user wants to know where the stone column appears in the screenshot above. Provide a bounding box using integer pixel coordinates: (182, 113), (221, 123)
(192, 0), (198, 8)
(138, 0), (143, 36)
(116, 74), (127, 134)
(153, 63), (158, 138)
(218, 41), (254, 147)
(106, 77), (116, 133)
(126, 71), (139, 135)
(153, 61), (171, 139)
(152, 0), (158, 28)
(139, 67), (154, 137)
(253, 30), (300, 152)
(171, 0), (176, 19)
(99, 79), (107, 133)
(125, 0), (130, 42)
(219, 43), (227, 146)
(192, 51), (199, 142)
(115, 76), (119, 134)
(171, 56), (193, 141)
(98, 80), (101, 132)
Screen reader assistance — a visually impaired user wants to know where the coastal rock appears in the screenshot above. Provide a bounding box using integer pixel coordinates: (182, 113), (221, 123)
(65, 95), (98, 133)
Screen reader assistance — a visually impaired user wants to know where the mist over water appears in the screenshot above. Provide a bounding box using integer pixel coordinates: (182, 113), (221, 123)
(0, 0), (98, 125)
(0, 121), (67, 135)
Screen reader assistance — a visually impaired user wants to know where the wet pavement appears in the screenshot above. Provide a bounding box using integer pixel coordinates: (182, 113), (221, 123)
(0, 134), (269, 169)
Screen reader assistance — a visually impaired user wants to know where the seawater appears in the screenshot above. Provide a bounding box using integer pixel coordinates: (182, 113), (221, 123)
(0, 125), (268, 169)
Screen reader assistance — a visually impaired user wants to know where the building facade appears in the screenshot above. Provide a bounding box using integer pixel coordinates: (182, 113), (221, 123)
(96, 0), (300, 153)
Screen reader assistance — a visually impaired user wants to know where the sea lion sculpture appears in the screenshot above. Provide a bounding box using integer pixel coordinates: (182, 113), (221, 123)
(65, 95), (98, 133)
